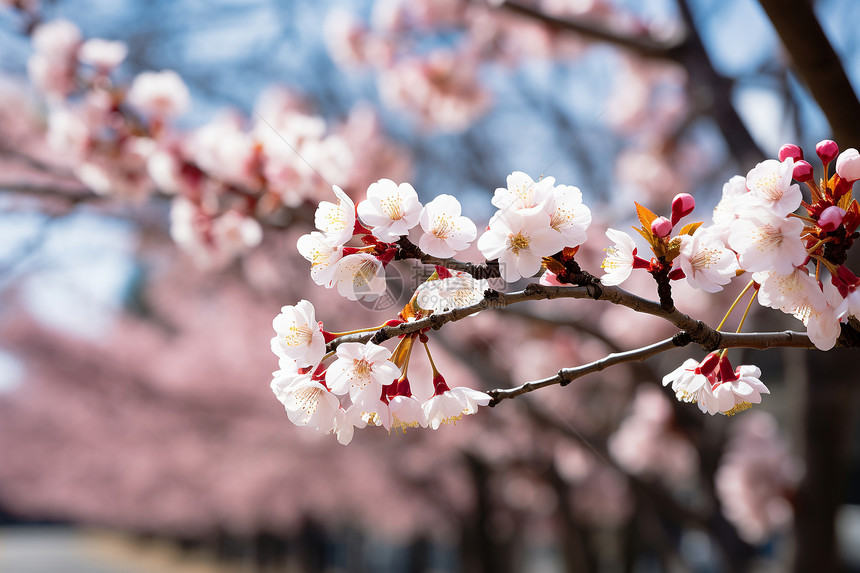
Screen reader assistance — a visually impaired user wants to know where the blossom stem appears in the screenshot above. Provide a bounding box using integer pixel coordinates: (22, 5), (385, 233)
(789, 212), (818, 225)
(716, 280), (755, 331)
(327, 324), (392, 337)
(423, 341), (440, 376)
(807, 236), (833, 254)
(389, 334), (417, 369)
(736, 288), (757, 333)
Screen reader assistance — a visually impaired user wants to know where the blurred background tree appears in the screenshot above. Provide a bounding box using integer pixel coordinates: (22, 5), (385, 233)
(0, 0), (859, 572)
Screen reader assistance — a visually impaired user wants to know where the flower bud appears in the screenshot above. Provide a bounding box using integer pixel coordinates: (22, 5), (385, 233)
(651, 216), (673, 239)
(836, 148), (860, 182)
(818, 205), (846, 232)
(793, 160), (814, 182)
(778, 143), (803, 162)
(670, 193), (695, 225)
(816, 139), (839, 165)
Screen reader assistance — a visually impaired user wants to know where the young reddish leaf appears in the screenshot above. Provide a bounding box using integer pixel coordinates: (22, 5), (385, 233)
(561, 246), (580, 261)
(632, 225), (659, 252)
(543, 257), (566, 275)
(634, 202), (659, 230)
(678, 221), (704, 236)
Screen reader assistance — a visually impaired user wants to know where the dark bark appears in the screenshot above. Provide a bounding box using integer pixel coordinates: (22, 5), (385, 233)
(758, 0), (860, 146)
(793, 349), (857, 573)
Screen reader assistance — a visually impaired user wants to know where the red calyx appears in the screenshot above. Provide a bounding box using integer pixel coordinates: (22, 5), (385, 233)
(718, 355), (738, 383)
(432, 373), (451, 395)
(435, 265), (453, 279)
(697, 352), (720, 377)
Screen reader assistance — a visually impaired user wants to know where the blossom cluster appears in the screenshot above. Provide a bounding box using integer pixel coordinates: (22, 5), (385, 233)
(600, 141), (860, 353)
(269, 300), (491, 444)
(275, 137), (860, 434)
(25, 18), (408, 269)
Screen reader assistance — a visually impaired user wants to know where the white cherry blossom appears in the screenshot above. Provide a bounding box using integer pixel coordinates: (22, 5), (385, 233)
(700, 365), (770, 417)
(423, 385), (491, 430)
(418, 194), (478, 258)
(600, 228), (639, 286)
(477, 209), (565, 282)
(662, 358), (710, 403)
(544, 184), (591, 247)
(711, 175), (748, 242)
(675, 227), (739, 293)
(389, 395), (428, 432)
(270, 358), (301, 404)
(347, 397), (393, 431)
(271, 300), (327, 368)
(754, 268), (824, 317)
(793, 281), (843, 351)
(742, 158), (801, 217)
(297, 231), (343, 287)
(491, 171), (554, 212)
(315, 185), (356, 247)
(282, 377), (341, 432)
(728, 211), (806, 275)
(415, 271), (488, 313)
(330, 253), (387, 301)
(325, 341), (400, 400)
(356, 178), (422, 242)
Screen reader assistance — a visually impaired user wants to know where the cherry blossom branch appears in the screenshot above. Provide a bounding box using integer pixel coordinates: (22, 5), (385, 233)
(0, 183), (99, 205)
(757, 0), (860, 146)
(486, 328), (821, 405)
(395, 236), (501, 279)
(487, 334), (688, 404)
(497, 1), (680, 59)
(327, 279), (830, 353)
(495, 0), (765, 165)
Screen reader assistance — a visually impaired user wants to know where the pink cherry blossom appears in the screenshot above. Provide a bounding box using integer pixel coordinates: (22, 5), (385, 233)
(836, 148), (860, 182)
(127, 70), (191, 118)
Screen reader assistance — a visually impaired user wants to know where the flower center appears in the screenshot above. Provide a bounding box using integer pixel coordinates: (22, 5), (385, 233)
(380, 195), (404, 220)
(690, 248), (720, 271)
(351, 260), (377, 289)
(508, 231), (530, 255)
(293, 386), (321, 415)
(432, 214), (453, 239)
(284, 324), (313, 347)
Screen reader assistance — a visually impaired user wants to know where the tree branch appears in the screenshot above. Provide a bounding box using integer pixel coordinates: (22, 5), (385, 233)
(757, 0), (860, 145)
(497, 0), (680, 59)
(395, 237), (501, 279)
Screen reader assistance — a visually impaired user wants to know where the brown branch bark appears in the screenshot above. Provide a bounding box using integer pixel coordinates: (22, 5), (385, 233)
(496, 0), (765, 166)
(757, 0), (860, 145)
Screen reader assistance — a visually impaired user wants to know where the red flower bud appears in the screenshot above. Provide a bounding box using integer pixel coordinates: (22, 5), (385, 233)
(818, 206), (846, 232)
(670, 193), (696, 226)
(651, 216), (673, 239)
(816, 139), (839, 165)
(793, 160), (814, 182)
(778, 143), (804, 162)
